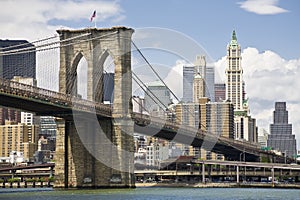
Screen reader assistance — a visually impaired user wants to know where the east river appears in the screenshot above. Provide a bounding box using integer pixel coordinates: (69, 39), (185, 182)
(0, 187), (299, 199)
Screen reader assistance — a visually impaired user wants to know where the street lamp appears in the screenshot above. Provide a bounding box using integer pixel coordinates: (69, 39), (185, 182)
(240, 152), (243, 162)
(284, 150), (287, 164)
(239, 150), (245, 162)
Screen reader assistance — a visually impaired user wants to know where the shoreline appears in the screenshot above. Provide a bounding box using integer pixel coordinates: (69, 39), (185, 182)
(1, 182), (299, 190)
(135, 182), (300, 189)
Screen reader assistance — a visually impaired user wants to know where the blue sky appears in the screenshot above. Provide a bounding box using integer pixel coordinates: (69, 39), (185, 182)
(1, 0), (298, 60)
(0, 0), (300, 149)
(43, 0), (299, 61)
(119, 0), (299, 60)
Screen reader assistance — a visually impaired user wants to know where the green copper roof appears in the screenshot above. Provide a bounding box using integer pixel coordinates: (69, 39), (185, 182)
(232, 30), (237, 41)
(234, 110), (248, 117)
(230, 30), (238, 46)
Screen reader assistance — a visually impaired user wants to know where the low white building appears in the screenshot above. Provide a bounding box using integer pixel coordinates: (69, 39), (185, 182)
(146, 143), (169, 167)
(258, 128), (269, 148)
(9, 151), (24, 164)
(134, 148), (147, 165)
(0, 157), (10, 163)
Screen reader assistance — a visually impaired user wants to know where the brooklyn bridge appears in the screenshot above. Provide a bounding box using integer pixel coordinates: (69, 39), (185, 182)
(0, 26), (283, 188)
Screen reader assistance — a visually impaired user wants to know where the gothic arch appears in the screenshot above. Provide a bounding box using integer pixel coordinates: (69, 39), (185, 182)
(58, 27), (134, 114)
(92, 50), (114, 103)
(66, 51), (88, 96)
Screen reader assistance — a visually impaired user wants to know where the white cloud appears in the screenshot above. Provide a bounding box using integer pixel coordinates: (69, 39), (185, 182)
(0, 0), (124, 40)
(242, 48), (300, 102)
(214, 55), (226, 83)
(215, 47), (300, 148)
(239, 0), (289, 15)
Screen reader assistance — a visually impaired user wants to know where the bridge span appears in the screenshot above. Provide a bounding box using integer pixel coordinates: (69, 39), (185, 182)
(0, 77), (281, 162)
(0, 27), (286, 188)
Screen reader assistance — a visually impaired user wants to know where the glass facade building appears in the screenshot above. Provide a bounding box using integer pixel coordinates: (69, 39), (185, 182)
(182, 66), (194, 103)
(144, 81), (171, 112)
(0, 40), (36, 79)
(182, 56), (214, 102)
(205, 65), (215, 102)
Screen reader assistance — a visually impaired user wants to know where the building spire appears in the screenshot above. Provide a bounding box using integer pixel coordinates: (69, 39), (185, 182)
(230, 30), (238, 46)
(232, 30), (237, 41)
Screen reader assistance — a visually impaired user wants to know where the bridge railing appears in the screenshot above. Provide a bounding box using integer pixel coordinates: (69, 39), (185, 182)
(132, 112), (196, 134)
(0, 78), (261, 154)
(132, 112), (260, 152)
(71, 97), (112, 117)
(0, 78), (69, 102)
(132, 112), (216, 140)
(0, 78), (112, 117)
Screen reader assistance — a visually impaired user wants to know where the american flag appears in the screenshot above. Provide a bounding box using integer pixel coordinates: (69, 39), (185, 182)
(90, 10), (96, 22)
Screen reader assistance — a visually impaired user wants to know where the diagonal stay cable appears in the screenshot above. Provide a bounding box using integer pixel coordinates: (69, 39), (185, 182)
(132, 40), (207, 131)
(132, 71), (168, 112)
(131, 40), (180, 103)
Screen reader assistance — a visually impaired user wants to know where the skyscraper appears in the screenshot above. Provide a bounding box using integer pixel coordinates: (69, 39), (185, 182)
(182, 65), (194, 103)
(103, 73), (114, 103)
(267, 102), (297, 158)
(225, 30), (244, 110)
(194, 55), (215, 102)
(193, 73), (205, 103)
(205, 65), (215, 102)
(0, 40), (36, 79)
(214, 83), (226, 102)
(194, 55), (206, 78)
(182, 55), (214, 102)
(175, 103), (200, 127)
(0, 121), (38, 161)
(0, 40), (36, 125)
(206, 102), (234, 139)
(144, 81), (171, 112)
(225, 31), (257, 142)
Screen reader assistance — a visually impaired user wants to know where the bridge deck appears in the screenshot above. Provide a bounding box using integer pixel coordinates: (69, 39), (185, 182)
(0, 78), (283, 162)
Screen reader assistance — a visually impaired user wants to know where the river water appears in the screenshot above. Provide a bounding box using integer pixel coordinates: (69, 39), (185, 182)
(0, 187), (299, 200)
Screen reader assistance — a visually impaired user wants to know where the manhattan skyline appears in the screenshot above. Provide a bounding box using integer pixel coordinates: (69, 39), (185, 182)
(0, 0), (299, 149)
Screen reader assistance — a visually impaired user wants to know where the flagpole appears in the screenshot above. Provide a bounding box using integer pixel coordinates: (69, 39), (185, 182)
(90, 10), (97, 28)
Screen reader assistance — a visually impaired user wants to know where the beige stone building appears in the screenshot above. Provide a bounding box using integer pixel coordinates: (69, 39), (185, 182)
(206, 102), (234, 139)
(0, 120), (38, 161)
(193, 73), (205, 103)
(175, 98), (233, 160)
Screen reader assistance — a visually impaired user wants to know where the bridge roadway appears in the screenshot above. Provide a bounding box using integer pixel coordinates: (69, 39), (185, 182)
(137, 160), (300, 176)
(0, 78), (282, 161)
(0, 163), (55, 173)
(0, 163), (55, 179)
(1, 160), (299, 176)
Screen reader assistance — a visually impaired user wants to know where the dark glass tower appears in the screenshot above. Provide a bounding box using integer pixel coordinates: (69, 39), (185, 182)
(0, 40), (36, 124)
(0, 40), (36, 79)
(267, 102), (297, 158)
(103, 73), (114, 103)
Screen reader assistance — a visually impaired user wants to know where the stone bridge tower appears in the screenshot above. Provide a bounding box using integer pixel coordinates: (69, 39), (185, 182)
(54, 27), (135, 188)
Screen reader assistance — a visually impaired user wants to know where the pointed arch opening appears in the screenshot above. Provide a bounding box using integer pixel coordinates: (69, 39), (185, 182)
(68, 52), (88, 100)
(94, 50), (115, 104)
(77, 57), (88, 99)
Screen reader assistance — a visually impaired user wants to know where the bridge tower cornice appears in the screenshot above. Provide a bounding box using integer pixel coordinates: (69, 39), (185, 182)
(57, 26), (134, 104)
